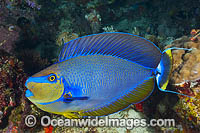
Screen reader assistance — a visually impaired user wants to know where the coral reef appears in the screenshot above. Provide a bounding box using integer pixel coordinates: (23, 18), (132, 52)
(0, 25), (20, 53)
(4, 94), (48, 132)
(54, 107), (155, 133)
(0, 0), (41, 52)
(16, 49), (50, 74)
(102, 25), (117, 32)
(166, 36), (200, 83)
(1, 0), (200, 132)
(25, 0), (41, 10)
(0, 50), (49, 132)
(85, 9), (102, 33)
(0, 0), (37, 25)
(56, 32), (79, 46)
(165, 36), (200, 128)
(0, 50), (26, 128)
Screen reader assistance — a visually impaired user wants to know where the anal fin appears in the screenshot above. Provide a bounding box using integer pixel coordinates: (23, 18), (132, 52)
(63, 112), (80, 119)
(79, 77), (154, 116)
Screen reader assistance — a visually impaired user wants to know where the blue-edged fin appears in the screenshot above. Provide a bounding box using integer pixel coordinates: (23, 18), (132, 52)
(79, 77), (154, 116)
(156, 47), (198, 100)
(59, 32), (162, 68)
(156, 47), (193, 90)
(156, 48), (172, 91)
(156, 47), (192, 91)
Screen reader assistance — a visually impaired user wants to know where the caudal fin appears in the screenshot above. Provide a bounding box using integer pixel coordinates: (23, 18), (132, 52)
(156, 48), (172, 91)
(155, 47), (197, 99)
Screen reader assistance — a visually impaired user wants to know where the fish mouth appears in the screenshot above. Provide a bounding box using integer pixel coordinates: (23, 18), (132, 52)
(25, 79), (34, 97)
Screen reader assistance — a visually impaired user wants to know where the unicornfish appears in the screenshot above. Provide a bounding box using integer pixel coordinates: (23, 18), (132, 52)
(25, 32), (191, 118)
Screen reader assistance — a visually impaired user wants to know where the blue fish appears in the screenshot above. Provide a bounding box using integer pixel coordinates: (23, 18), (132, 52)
(25, 32), (190, 118)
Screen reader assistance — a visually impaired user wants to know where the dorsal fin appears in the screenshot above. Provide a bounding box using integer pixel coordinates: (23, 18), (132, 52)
(58, 32), (162, 68)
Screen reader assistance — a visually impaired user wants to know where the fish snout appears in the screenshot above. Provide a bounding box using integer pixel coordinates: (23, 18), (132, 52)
(25, 89), (34, 97)
(25, 77), (31, 88)
(25, 78), (34, 97)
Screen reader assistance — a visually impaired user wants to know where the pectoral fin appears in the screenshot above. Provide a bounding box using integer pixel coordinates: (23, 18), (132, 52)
(63, 93), (89, 103)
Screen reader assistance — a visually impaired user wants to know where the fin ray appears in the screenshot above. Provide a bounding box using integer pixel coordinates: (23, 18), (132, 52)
(59, 32), (162, 68)
(157, 48), (197, 100)
(156, 48), (172, 90)
(63, 112), (80, 119)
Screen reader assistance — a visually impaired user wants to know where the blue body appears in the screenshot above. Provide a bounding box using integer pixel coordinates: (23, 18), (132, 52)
(25, 32), (175, 117)
(38, 55), (154, 113)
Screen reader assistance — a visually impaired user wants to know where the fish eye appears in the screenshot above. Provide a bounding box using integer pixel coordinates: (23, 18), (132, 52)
(48, 74), (57, 82)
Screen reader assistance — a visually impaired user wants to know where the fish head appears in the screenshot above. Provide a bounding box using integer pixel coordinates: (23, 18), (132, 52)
(25, 63), (65, 104)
